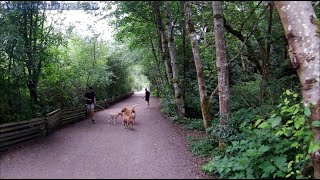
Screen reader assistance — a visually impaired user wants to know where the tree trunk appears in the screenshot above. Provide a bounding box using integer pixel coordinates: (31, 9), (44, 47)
(152, 1), (173, 88)
(148, 31), (164, 88)
(259, 3), (273, 105)
(240, 43), (249, 81)
(148, 32), (162, 98)
(21, 4), (47, 107)
(180, 1), (188, 116)
(273, 1), (320, 178)
(212, 1), (230, 126)
(164, 1), (186, 117)
(155, 29), (169, 85)
(185, 1), (211, 129)
(23, 10), (38, 105)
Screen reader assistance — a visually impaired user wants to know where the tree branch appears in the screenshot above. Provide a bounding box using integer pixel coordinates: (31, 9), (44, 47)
(123, 2), (153, 23)
(224, 19), (245, 41)
(200, 41), (214, 54)
(209, 85), (218, 103)
(227, 4), (269, 65)
(240, 1), (263, 31)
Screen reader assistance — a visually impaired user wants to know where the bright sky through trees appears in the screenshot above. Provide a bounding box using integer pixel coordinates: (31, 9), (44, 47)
(46, 1), (114, 41)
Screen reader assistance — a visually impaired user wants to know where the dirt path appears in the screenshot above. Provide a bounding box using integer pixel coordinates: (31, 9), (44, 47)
(0, 91), (209, 179)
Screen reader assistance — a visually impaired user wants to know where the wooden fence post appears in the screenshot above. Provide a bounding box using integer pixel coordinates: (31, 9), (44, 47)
(45, 108), (61, 134)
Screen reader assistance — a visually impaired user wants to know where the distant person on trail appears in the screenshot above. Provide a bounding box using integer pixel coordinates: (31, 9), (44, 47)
(142, 88), (150, 108)
(84, 86), (96, 124)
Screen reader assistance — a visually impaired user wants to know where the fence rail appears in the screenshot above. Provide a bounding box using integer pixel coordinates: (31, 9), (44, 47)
(0, 91), (134, 152)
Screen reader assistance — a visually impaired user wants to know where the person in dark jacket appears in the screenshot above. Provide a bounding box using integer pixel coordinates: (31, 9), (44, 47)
(144, 88), (150, 108)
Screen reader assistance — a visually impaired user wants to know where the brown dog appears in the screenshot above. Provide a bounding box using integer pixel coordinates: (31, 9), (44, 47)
(121, 108), (134, 130)
(108, 112), (122, 124)
(131, 110), (136, 125)
(121, 104), (138, 130)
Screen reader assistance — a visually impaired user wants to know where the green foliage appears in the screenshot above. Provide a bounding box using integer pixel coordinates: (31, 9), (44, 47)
(207, 117), (242, 145)
(160, 93), (178, 117)
(130, 64), (150, 91)
(104, 46), (134, 97)
(107, 2), (318, 178)
(0, 4), (65, 122)
(230, 75), (261, 110)
(187, 136), (215, 157)
(254, 89), (314, 178)
(184, 93), (203, 118)
(183, 119), (205, 131)
(163, 104), (205, 131)
(182, 118), (206, 131)
(203, 89), (314, 179)
(203, 128), (290, 179)
(0, 16), (139, 123)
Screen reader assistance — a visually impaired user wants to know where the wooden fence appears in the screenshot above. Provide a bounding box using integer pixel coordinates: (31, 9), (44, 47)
(0, 91), (134, 152)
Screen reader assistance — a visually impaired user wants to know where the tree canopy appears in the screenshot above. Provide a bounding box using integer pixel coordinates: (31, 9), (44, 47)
(0, 1), (319, 179)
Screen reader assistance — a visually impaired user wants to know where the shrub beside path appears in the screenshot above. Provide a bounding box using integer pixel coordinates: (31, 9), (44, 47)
(0, 91), (209, 179)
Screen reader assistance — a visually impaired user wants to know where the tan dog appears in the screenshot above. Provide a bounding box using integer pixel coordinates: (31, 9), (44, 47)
(121, 104), (138, 130)
(121, 108), (134, 130)
(131, 110), (136, 125)
(108, 112), (122, 124)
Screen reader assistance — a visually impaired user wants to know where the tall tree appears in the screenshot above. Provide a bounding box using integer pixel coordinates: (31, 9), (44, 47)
(19, 2), (61, 115)
(179, 1), (188, 107)
(22, 7), (43, 105)
(185, 1), (213, 129)
(259, 2), (273, 104)
(151, 1), (173, 87)
(212, 1), (230, 126)
(148, 31), (163, 97)
(273, 1), (320, 178)
(164, 1), (186, 117)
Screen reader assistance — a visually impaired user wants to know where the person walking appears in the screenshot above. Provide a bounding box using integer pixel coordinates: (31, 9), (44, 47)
(84, 86), (96, 124)
(143, 88), (150, 108)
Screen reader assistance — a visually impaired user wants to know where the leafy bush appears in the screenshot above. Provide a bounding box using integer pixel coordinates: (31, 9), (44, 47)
(207, 121), (242, 146)
(159, 94), (178, 117)
(203, 128), (291, 179)
(187, 136), (216, 157)
(230, 75), (261, 109)
(183, 118), (206, 131)
(185, 93), (203, 118)
(207, 108), (255, 145)
(254, 90), (315, 178)
(202, 89), (315, 179)
(265, 74), (300, 106)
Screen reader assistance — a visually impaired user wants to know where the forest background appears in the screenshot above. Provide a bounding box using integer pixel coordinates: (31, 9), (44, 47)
(0, 1), (319, 179)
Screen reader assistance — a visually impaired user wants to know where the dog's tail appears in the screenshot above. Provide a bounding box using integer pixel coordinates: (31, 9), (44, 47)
(132, 104), (139, 111)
